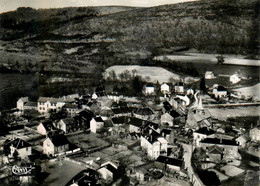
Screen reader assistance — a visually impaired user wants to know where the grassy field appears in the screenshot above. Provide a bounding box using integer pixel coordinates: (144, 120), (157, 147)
(104, 65), (198, 83)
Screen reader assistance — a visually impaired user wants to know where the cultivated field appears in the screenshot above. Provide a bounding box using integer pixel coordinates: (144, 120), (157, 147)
(233, 83), (260, 99)
(104, 65), (198, 83)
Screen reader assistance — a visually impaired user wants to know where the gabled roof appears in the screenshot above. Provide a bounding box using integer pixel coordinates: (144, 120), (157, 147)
(112, 116), (127, 125)
(18, 97), (28, 102)
(169, 110), (181, 118)
(93, 117), (103, 122)
(10, 138), (31, 149)
(193, 109), (211, 122)
(127, 117), (145, 128)
(163, 101), (172, 111)
(200, 138), (238, 146)
(41, 121), (55, 132)
(78, 110), (94, 120)
(146, 83), (154, 87)
(61, 118), (75, 125)
(208, 145), (223, 154)
(50, 134), (70, 147)
(104, 119), (113, 127)
(99, 164), (118, 175)
(111, 101), (128, 108)
(217, 86), (227, 92)
(161, 128), (171, 135)
(135, 107), (153, 115)
(63, 103), (78, 109)
(175, 82), (184, 86)
(24, 101), (37, 107)
(194, 127), (215, 136)
(156, 156), (183, 167)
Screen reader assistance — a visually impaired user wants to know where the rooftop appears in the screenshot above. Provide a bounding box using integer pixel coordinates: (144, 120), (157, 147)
(156, 156), (183, 167)
(50, 134), (70, 147)
(200, 138), (238, 146)
(195, 127), (215, 136)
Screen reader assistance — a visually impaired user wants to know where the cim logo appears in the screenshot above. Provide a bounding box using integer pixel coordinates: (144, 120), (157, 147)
(12, 165), (35, 175)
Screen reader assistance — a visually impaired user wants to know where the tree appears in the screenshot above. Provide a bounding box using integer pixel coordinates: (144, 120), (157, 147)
(132, 76), (143, 96)
(199, 77), (206, 94)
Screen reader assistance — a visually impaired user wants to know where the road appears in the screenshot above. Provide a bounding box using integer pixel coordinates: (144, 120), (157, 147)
(182, 143), (204, 186)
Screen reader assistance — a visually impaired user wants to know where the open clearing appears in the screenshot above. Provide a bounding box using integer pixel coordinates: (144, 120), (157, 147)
(155, 53), (260, 66)
(104, 65), (198, 83)
(208, 106), (260, 120)
(233, 83), (260, 99)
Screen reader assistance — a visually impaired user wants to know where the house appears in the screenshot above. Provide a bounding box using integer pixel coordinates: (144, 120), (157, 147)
(206, 145), (223, 162)
(161, 113), (174, 126)
(194, 127), (215, 147)
(187, 88), (194, 95)
(37, 121), (56, 135)
(97, 161), (118, 181)
(140, 128), (168, 160)
(144, 83), (155, 95)
(128, 117), (145, 133)
(62, 103), (78, 116)
(174, 82), (184, 94)
(56, 118), (75, 133)
(250, 126), (260, 142)
(205, 71), (214, 79)
(90, 117), (104, 133)
(17, 97), (29, 110)
(24, 101), (37, 110)
(135, 168), (150, 182)
(186, 108), (212, 130)
(213, 86), (228, 99)
(43, 134), (70, 156)
(200, 138), (239, 159)
(7, 138), (32, 159)
(155, 156), (183, 172)
(235, 135), (249, 148)
(37, 96), (77, 113)
(230, 73), (241, 84)
(161, 83), (170, 94)
(134, 107), (154, 120)
(111, 116), (127, 126)
(74, 109), (94, 130)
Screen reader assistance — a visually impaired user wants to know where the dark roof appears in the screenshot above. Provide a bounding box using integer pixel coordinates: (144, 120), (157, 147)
(111, 101), (128, 108)
(101, 164), (118, 174)
(217, 86), (227, 91)
(104, 120), (113, 127)
(146, 83), (154, 87)
(61, 118), (75, 125)
(50, 134), (70, 146)
(169, 110), (181, 118)
(156, 156), (183, 167)
(208, 145), (223, 154)
(163, 101), (172, 111)
(142, 127), (161, 144)
(128, 117), (145, 128)
(175, 82), (184, 86)
(161, 128), (171, 135)
(10, 138), (31, 149)
(200, 138), (238, 146)
(65, 169), (98, 186)
(79, 110), (94, 120)
(135, 107), (154, 115)
(63, 103), (78, 109)
(41, 121), (55, 132)
(94, 117), (103, 122)
(96, 91), (106, 97)
(195, 127), (215, 136)
(112, 116), (127, 125)
(24, 101), (37, 107)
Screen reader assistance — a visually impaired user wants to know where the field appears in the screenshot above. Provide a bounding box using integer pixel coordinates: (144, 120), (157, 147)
(104, 65), (198, 83)
(208, 106), (260, 121)
(233, 83), (260, 99)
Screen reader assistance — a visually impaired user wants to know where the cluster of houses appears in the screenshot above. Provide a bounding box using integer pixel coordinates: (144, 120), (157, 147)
(1, 72), (258, 185)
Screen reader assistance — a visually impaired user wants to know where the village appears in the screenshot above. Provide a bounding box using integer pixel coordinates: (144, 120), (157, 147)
(0, 68), (259, 186)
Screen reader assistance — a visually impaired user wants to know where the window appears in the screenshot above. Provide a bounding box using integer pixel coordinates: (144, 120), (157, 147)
(26, 147), (28, 151)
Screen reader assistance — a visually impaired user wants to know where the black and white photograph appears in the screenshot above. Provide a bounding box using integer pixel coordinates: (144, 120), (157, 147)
(0, 0), (259, 185)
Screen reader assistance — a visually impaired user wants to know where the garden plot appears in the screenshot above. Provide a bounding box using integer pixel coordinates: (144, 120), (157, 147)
(209, 169), (229, 181)
(221, 165), (244, 177)
(104, 65), (198, 83)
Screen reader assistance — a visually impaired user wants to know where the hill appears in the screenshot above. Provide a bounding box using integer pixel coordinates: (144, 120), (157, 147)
(0, 0), (259, 75)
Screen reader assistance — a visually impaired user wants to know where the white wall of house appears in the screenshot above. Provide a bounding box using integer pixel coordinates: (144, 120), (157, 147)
(161, 84), (170, 94)
(250, 128), (260, 141)
(37, 123), (47, 135)
(213, 90), (227, 98)
(98, 167), (113, 180)
(129, 125), (141, 133)
(56, 120), (66, 133)
(145, 87), (155, 94)
(161, 113), (174, 126)
(43, 138), (55, 156)
(10, 146), (32, 159)
(90, 119), (104, 133)
(230, 74), (241, 84)
(193, 133), (207, 147)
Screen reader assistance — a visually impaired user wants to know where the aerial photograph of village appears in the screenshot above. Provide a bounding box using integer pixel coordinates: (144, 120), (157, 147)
(0, 0), (259, 185)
